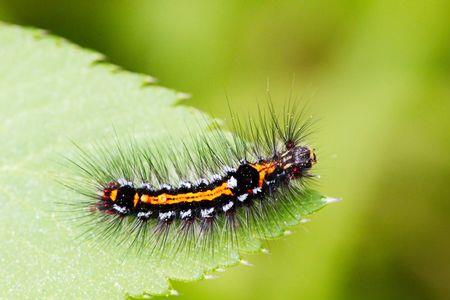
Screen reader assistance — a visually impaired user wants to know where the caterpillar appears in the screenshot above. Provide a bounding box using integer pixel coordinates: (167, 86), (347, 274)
(65, 101), (328, 257)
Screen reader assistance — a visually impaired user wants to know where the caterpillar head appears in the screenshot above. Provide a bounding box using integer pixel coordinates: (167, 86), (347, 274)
(280, 145), (316, 178)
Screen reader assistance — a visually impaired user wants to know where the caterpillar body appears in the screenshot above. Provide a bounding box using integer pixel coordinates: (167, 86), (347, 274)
(101, 145), (316, 222)
(66, 101), (329, 256)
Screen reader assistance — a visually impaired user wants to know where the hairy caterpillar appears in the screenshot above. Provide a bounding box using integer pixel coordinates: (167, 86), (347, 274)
(65, 101), (331, 257)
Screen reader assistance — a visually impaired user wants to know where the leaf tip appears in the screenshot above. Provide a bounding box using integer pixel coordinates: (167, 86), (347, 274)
(204, 274), (219, 280)
(239, 259), (253, 267)
(283, 230), (293, 236)
(324, 197), (341, 204)
(261, 248), (270, 254)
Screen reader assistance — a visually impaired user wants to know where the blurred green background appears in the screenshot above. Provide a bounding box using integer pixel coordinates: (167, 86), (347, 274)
(1, 1), (448, 299)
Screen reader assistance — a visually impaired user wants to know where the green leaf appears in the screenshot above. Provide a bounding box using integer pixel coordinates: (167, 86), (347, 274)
(0, 23), (330, 299)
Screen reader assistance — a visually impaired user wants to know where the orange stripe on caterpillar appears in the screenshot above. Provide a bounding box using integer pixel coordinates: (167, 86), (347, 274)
(133, 193), (139, 208)
(141, 182), (233, 205)
(105, 162), (278, 206)
(109, 189), (118, 201)
(251, 162), (277, 187)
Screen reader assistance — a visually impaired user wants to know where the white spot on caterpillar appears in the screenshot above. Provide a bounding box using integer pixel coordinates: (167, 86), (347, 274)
(261, 248), (270, 254)
(180, 209), (192, 219)
(204, 274), (218, 280)
(180, 181), (192, 188)
(159, 211), (175, 221)
(212, 174), (222, 181)
(227, 176), (237, 188)
(252, 187), (262, 194)
(201, 207), (215, 218)
(112, 204), (127, 214)
(283, 230), (293, 236)
(222, 201), (234, 212)
(137, 211), (152, 219)
(237, 194), (248, 202)
(300, 218), (311, 223)
(160, 184), (172, 190)
(201, 179), (209, 185)
(169, 289), (179, 296)
(223, 166), (235, 173)
(140, 183), (152, 190)
(117, 178), (132, 186)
